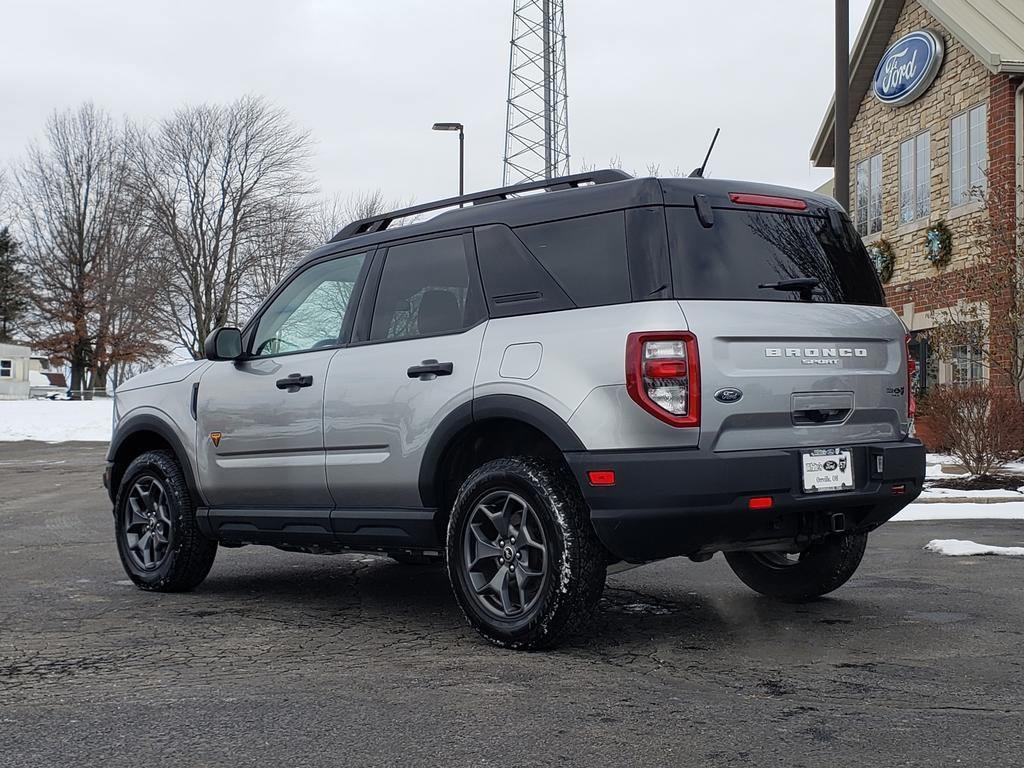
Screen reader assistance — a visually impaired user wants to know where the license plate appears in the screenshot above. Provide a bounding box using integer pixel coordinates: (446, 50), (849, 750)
(801, 448), (854, 493)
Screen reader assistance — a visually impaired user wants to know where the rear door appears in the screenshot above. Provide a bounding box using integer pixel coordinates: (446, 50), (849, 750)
(664, 199), (909, 453)
(323, 233), (486, 510)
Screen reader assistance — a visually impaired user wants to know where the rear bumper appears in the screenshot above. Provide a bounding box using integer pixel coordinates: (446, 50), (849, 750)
(565, 439), (926, 562)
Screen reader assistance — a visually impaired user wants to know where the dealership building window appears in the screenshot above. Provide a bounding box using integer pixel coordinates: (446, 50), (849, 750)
(0, 360), (12, 378)
(950, 344), (985, 384)
(855, 153), (883, 236)
(950, 104), (987, 206)
(899, 132), (930, 223)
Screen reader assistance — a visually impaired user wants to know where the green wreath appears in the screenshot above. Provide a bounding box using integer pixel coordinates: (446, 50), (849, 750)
(924, 220), (952, 266)
(868, 239), (895, 283)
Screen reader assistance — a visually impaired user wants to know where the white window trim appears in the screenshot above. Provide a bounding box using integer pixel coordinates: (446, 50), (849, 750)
(0, 359), (13, 378)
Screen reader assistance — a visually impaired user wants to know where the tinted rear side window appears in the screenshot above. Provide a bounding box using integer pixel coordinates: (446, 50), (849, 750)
(515, 212), (630, 307)
(369, 235), (482, 341)
(666, 207), (885, 306)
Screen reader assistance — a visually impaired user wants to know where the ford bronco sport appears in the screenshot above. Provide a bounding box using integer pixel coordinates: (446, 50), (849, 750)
(105, 170), (926, 649)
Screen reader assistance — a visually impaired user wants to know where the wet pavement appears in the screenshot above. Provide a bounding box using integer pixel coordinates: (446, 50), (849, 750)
(2, 441), (1022, 767)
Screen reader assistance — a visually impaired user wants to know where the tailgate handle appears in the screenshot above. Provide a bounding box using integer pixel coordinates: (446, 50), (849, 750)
(792, 392), (853, 426)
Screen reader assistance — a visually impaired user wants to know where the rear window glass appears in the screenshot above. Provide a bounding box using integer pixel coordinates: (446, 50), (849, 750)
(666, 207), (885, 306)
(515, 212), (630, 307)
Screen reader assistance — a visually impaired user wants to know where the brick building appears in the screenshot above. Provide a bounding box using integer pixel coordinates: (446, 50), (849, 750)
(811, 0), (1024, 395)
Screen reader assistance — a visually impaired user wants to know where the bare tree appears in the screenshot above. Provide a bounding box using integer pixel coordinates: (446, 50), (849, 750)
(575, 157), (683, 178)
(237, 196), (312, 321)
(0, 169), (12, 221)
(90, 182), (167, 390)
(131, 95), (314, 358)
(15, 104), (165, 395)
(307, 189), (401, 244)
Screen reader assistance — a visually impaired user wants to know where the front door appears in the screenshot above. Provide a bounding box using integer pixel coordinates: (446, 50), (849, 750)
(324, 234), (486, 510)
(197, 249), (369, 508)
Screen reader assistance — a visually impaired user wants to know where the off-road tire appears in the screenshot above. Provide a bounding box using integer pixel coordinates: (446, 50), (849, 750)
(389, 551), (444, 566)
(725, 532), (868, 601)
(446, 456), (607, 650)
(114, 450), (217, 592)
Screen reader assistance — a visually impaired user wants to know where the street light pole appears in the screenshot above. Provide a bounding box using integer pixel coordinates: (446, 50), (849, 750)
(432, 122), (465, 202)
(835, 0), (850, 211)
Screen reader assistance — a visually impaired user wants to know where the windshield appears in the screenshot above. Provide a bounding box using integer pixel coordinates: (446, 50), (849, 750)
(666, 207), (885, 306)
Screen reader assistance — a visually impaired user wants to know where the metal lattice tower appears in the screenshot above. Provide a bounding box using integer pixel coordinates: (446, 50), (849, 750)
(503, 0), (569, 185)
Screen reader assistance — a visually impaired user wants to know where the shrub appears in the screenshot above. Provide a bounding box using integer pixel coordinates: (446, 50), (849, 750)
(918, 385), (1024, 476)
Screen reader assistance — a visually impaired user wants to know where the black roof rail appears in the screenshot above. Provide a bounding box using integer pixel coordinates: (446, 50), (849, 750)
(329, 169), (633, 242)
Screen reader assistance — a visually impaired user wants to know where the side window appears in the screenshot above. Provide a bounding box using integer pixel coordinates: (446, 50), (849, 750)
(250, 251), (367, 357)
(855, 153), (882, 236)
(951, 103), (987, 206)
(515, 212), (630, 307)
(369, 236), (479, 341)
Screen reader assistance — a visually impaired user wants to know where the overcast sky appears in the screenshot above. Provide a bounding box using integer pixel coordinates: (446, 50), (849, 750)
(1, 0), (871, 206)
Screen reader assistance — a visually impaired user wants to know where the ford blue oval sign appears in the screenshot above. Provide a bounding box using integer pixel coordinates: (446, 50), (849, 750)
(872, 30), (944, 106)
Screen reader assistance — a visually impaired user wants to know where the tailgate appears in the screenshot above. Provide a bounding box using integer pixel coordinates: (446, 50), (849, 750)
(680, 300), (909, 452)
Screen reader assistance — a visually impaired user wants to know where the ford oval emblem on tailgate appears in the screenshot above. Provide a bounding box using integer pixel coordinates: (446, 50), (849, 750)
(714, 388), (743, 404)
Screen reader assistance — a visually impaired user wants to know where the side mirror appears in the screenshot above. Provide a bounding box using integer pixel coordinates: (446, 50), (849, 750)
(204, 327), (243, 361)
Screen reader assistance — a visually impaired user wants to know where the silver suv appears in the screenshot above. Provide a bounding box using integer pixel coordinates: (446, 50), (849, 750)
(105, 170), (926, 649)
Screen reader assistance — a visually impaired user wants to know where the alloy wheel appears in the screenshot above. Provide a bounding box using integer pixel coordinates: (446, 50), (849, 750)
(123, 475), (173, 570)
(462, 490), (549, 618)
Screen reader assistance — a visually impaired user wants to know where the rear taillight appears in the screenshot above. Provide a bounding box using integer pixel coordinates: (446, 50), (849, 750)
(625, 332), (700, 427)
(905, 333), (916, 420)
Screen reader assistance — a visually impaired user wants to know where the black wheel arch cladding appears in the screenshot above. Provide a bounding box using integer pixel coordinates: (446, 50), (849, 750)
(108, 414), (203, 507)
(418, 394), (585, 508)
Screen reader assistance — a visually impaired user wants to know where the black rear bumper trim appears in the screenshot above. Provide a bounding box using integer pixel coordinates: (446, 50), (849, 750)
(565, 439), (926, 562)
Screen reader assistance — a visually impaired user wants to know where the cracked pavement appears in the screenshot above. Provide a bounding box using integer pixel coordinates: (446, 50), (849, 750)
(2, 441), (1023, 766)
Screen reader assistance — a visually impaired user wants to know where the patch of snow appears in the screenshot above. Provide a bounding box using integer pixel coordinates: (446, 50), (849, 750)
(615, 602), (672, 616)
(0, 399), (113, 442)
(893, 502), (1024, 521)
(925, 539), (1024, 557)
(919, 486), (1024, 500)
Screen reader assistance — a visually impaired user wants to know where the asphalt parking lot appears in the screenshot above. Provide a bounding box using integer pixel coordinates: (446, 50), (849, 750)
(2, 441), (1022, 767)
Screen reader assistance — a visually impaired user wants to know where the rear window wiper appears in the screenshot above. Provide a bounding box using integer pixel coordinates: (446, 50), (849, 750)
(758, 277), (820, 302)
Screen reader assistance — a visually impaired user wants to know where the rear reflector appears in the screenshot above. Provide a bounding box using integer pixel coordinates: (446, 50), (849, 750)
(728, 193), (808, 211)
(891, 484), (906, 495)
(587, 470), (616, 487)
(748, 496), (774, 510)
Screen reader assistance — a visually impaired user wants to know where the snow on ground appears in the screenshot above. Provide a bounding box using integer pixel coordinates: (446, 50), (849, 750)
(925, 539), (1024, 557)
(919, 486), (1024, 500)
(925, 453), (961, 480)
(0, 399), (113, 442)
(893, 502), (1024, 521)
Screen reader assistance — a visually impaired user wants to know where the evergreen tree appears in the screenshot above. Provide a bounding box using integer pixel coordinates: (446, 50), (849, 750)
(0, 226), (28, 342)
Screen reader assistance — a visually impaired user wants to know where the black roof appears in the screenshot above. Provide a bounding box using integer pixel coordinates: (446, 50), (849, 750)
(298, 170), (843, 266)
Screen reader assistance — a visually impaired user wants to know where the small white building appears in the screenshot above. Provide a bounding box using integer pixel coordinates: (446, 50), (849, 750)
(0, 342), (66, 400)
(0, 342), (32, 400)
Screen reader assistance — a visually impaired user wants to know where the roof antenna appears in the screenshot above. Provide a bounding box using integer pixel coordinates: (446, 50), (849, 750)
(689, 128), (721, 178)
